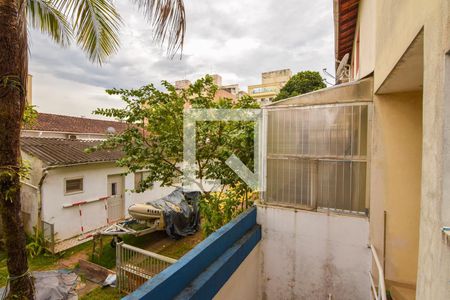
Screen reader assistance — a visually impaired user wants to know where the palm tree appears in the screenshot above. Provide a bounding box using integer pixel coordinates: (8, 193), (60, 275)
(0, 0), (185, 297)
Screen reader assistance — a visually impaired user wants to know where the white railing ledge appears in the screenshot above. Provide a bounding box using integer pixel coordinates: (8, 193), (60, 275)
(370, 244), (387, 300)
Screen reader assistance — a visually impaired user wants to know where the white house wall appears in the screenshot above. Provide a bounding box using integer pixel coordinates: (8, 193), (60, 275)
(257, 204), (371, 300)
(20, 152), (45, 234)
(41, 162), (175, 242)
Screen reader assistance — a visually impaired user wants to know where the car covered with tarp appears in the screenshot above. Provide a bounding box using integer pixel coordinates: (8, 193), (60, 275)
(102, 188), (201, 244)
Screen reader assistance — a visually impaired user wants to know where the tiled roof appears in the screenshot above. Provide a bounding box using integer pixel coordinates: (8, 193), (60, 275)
(21, 137), (123, 166)
(336, 0), (360, 61)
(24, 113), (127, 135)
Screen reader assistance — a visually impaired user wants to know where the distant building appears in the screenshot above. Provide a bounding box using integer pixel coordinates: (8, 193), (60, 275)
(220, 84), (239, 96)
(174, 79), (191, 90)
(174, 74), (243, 105)
(26, 74), (32, 105)
(247, 69), (292, 104)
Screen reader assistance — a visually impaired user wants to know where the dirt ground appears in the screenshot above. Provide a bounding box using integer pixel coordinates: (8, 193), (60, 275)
(139, 230), (204, 258)
(58, 250), (89, 269)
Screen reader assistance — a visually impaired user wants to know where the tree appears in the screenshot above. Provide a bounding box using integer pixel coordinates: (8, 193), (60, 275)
(0, 0), (185, 297)
(91, 76), (259, 235)
(274, 70), (326, 101)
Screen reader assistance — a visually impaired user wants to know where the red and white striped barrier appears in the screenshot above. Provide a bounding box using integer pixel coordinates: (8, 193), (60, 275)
(63, 196), (110, 239)
(63, 196), (109, 208)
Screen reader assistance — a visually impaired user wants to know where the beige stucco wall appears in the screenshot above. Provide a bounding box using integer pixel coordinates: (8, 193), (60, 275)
(369, 92), (422, 298)
(416, 0), (450, 298)
(352, 0), (375, 80)
(367, 0), (450, 298)
(374, 0), (441, 92)
(213, 244), (261, 300)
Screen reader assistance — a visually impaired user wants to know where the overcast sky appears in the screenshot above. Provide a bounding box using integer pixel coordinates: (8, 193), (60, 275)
(29, 0), (335, 119)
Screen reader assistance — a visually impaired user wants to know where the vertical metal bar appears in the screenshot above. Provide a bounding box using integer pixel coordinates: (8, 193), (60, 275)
(116, 242), (121, 292)
(358, 105), (362, 156)
(334, 161), (338, 211)
(51, 223), (55, 254)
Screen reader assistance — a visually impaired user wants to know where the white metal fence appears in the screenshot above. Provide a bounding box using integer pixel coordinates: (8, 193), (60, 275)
(116, 242), (177, 293)
(41, 220), (55, 253)
(369, 244), (387, 300)
(264, 103), (370, 214)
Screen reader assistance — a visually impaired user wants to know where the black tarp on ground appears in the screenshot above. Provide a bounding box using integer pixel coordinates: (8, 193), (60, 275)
(0, 270), (78, 299)
(147, 188), (201, 238)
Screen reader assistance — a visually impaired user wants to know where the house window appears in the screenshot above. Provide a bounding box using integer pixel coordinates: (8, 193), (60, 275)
(111, 182), (117, 196)
(265, 104), (370, 214)
(65, 177), (83, 194)
(134, 171), (152, 192)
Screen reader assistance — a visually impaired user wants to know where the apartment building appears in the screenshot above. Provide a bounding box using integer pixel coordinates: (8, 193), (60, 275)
(247, 69), (292, 104)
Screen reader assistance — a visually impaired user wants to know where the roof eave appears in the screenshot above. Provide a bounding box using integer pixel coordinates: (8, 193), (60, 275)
(335, 0), (360, 63)
(43, 160), (119, 169)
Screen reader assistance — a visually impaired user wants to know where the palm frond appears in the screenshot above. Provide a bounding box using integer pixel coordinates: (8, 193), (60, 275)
(132, 0), (186, 57)
(58, 0), (122, 64)
(27, 0), (73, 46)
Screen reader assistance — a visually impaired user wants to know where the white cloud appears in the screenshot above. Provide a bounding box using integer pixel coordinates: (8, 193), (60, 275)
(29, 0), (335, 118)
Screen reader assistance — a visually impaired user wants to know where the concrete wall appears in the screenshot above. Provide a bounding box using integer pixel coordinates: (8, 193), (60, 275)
(256, 204), (371, 300)
(369, 92), (422, 298)
(40, 163), (174, 241)
(371, 0), (450, 298)
(213, 244), (261, 300)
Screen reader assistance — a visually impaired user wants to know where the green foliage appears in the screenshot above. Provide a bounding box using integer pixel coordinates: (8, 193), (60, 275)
(0, 161), (31, 202)
(92, 75), (259, 235)
(200, 185), (254, 236)
(0, 103), (34, 201)
(26, 0), (186, 63)
(274, 71), (326, 101)
(92, 75), (259, 193)
(26, 228), (47, 258)
(22, 104), (38, 127)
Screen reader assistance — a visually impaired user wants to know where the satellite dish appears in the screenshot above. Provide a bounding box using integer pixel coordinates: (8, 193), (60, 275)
(106, 126), (116, 134)
(336, 53), (350, 79)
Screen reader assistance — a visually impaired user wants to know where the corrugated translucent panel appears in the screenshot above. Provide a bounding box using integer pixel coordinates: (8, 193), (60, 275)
(266, 158), (313, 207)
(316, 161), (367, 212)
(265, 104), (369, 213)
(267, 105), (368, 158)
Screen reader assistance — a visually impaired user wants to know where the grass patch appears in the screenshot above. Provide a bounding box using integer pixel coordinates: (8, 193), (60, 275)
(90, 234), (160, 269)
(90, 232), (201, 270)
(0, 240), (93, 287)
(90, 237), (115, 270)
(158, 240), (195, 259)
(59, 240), (93, 259)
(80, 287), (125, 300)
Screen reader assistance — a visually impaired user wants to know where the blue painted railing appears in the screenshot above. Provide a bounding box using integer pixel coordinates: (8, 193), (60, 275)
(126, 206), (261, 299)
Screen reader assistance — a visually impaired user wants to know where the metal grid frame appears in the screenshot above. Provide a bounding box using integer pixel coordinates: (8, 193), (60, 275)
(262, 102), (372, 214)
(41, 220), (55, 253)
